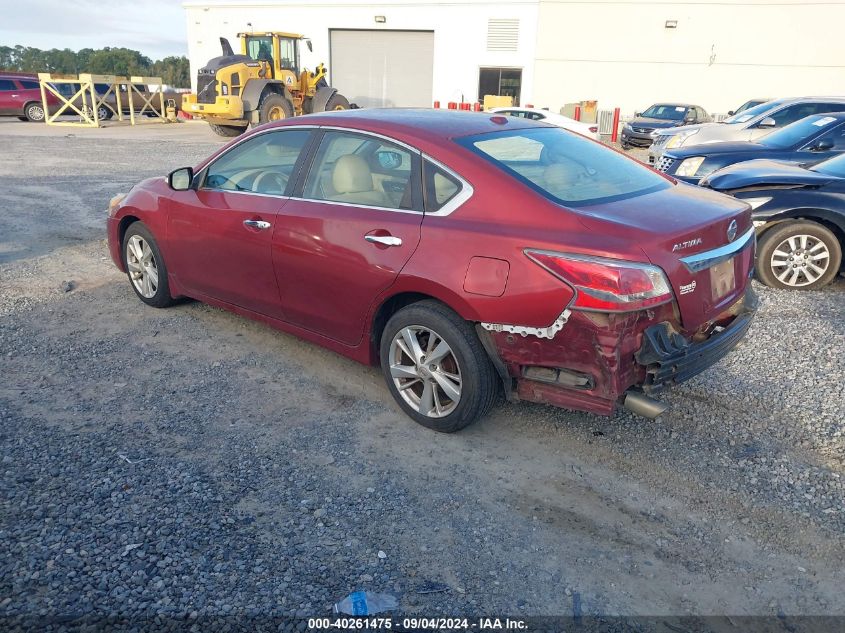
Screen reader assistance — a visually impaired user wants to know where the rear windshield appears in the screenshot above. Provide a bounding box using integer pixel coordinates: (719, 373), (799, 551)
(459, 127), (670, 206)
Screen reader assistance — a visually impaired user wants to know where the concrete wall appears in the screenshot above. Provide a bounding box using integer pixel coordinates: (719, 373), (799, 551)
(182, 0), (539, 106)
(533, 0), (845, 116)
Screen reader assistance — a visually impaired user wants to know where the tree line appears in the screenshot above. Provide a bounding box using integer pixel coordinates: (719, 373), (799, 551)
(0, 45), (190, 88)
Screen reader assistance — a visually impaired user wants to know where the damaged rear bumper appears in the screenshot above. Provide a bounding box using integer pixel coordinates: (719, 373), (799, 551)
(482, 287), (758, 418)
(636, 287), (758, 392)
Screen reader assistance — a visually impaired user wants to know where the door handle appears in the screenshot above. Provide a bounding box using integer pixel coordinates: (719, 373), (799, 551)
(243, 219), (271, 230)
(365, 234), (402, 247)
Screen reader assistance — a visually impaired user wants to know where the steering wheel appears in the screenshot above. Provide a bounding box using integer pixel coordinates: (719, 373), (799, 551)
(252, 171), (289, 194)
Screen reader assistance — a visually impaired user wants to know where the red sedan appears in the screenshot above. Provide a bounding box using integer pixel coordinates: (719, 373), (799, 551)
(107, 109), (757, 432)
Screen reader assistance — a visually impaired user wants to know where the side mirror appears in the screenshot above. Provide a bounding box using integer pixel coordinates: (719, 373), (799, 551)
(168, 167), (194, 191)
(634, 112), (641, 117)
(375, 150), (403, 170)
(813, 138), (834, 151)
(305, 38), (313, 52)
(727, 110), (735, 116)
(757, 117), (776, 128)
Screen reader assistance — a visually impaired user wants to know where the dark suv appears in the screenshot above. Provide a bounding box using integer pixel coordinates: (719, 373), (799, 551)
(621, 103), (711, 149)
(0, 73), (59, 122)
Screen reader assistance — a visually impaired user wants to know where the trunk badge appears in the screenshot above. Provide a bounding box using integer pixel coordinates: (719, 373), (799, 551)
(727, 219), (738, 242)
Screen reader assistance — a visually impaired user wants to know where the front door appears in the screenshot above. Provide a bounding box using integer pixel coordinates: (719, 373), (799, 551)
(273, 129), (423, 345)
(0, 79), (17, 115)
(167, 128), (313, 318)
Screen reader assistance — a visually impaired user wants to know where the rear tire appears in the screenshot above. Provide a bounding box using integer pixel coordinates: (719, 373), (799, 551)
(755, 220), (842, 290)
(380, 301), (498, 432)
(324, 93), (350, 111)
(24, 102), (45, 122)
(209, 123), (246, 137)
(256, 92), (293, 126)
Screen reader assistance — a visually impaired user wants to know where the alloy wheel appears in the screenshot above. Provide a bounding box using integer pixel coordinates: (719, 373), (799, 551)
(389, 325), (462, 418)
(28, 104), (45, 121)
(770, 234), (830, 287)
(126, 235), (159, 298)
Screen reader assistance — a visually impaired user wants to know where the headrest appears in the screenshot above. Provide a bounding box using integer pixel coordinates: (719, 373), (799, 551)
(332, 154), (373, 194)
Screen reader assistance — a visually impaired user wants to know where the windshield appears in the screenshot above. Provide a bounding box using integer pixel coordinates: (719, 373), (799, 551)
(459, 127), (670, 206)
(760, 115), (840, 149)
(723, 99), (785, 124)
(640, 104), (688, 121)
(734, 99), (768, 115)
(811, 152), (845, 178)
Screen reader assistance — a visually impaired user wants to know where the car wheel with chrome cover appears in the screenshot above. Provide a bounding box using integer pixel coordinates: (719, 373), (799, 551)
(122, 222), (176, 308)
(380, 300), (498, 432)
(755, 220), (842, 290)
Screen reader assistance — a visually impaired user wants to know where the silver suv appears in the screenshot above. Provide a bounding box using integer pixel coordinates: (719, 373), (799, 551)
(648, 97), (845, 164)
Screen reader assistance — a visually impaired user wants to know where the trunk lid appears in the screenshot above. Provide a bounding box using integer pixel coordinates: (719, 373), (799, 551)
(574, 183), (754, 331)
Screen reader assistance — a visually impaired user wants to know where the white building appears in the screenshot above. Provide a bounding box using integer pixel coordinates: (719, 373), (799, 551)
(183, 0), (845, 116)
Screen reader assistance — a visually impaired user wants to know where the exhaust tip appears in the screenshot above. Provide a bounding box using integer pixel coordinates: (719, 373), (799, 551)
(623, 391), (668, 419)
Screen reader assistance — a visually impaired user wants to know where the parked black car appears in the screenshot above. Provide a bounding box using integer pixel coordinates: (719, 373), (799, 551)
(620, 103), (710, 149)
(656, 113), (845, 184)
(729, 98), (771, 116)
(701, 153), (845, 290)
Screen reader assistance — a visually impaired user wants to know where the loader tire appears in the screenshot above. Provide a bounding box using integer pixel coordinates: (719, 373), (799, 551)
(257, 93), (294, 125)
(325, 93), (350, 111)
(209, 123), (246, 138)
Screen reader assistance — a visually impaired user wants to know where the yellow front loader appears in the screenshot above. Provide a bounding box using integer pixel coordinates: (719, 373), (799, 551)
(182, 32), (350, 137)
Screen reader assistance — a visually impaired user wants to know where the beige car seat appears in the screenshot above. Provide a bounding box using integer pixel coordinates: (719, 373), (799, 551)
(330, 155), (390, 207)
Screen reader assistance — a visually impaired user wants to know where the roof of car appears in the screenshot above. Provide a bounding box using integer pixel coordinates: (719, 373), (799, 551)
(273, 108), (545, 142)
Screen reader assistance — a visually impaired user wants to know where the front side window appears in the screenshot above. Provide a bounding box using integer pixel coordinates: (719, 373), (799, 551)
(301, 131), (416, 210)
(246, 36), (274, 63)
(460, 127), (670, 206)
(203, 129), (311, 195)
(763, 103), (823, 128)
(20, 80), (39, 90)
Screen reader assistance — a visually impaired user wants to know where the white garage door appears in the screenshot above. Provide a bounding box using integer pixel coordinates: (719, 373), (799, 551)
(330, 30), (434, 108)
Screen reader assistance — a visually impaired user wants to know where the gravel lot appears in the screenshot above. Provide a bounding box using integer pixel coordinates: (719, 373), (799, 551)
(1, 119), (843, 629)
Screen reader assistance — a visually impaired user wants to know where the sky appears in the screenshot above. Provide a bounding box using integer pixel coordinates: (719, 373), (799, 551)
(0, 0), (189, 60)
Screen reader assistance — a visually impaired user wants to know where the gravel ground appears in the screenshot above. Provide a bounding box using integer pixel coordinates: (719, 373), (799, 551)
(1, 121), (843, 630)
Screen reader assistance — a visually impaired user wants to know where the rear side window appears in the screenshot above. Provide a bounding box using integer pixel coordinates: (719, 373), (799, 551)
(20, 80), (39, 90)
(459, 127), (670, 206)
(0, 80), (15, 91)
(423, 160), (461, 212)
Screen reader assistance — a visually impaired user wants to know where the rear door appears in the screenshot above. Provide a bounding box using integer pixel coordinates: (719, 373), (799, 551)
(272, 129), (423, 345)
(166, 128), (313, 318)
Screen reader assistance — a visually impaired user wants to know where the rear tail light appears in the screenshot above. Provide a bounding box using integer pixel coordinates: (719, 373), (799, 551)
(589, 126), (598, 133)
(525, 250), (674, 312)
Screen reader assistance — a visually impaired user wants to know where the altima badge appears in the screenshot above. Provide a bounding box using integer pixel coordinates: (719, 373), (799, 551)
(727, 219), (738, 242)
(672, 237), (703, 252)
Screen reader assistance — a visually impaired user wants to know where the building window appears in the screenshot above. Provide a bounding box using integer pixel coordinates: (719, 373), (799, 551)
(478, 68), (522, 106)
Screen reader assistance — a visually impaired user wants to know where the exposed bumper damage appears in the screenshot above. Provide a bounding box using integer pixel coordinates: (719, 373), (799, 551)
(636, 287), (758, 392)
(481, 287), (758, 418)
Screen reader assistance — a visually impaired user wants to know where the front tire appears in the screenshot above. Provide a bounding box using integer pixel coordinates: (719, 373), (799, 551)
(24, 102), (45, 122)
(380, 301), (498, 432)
(756, 220), (842, 290)
(209, 123), (246, 137)
(256, 92), (294, 126)
(122, 222), (175, 308)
